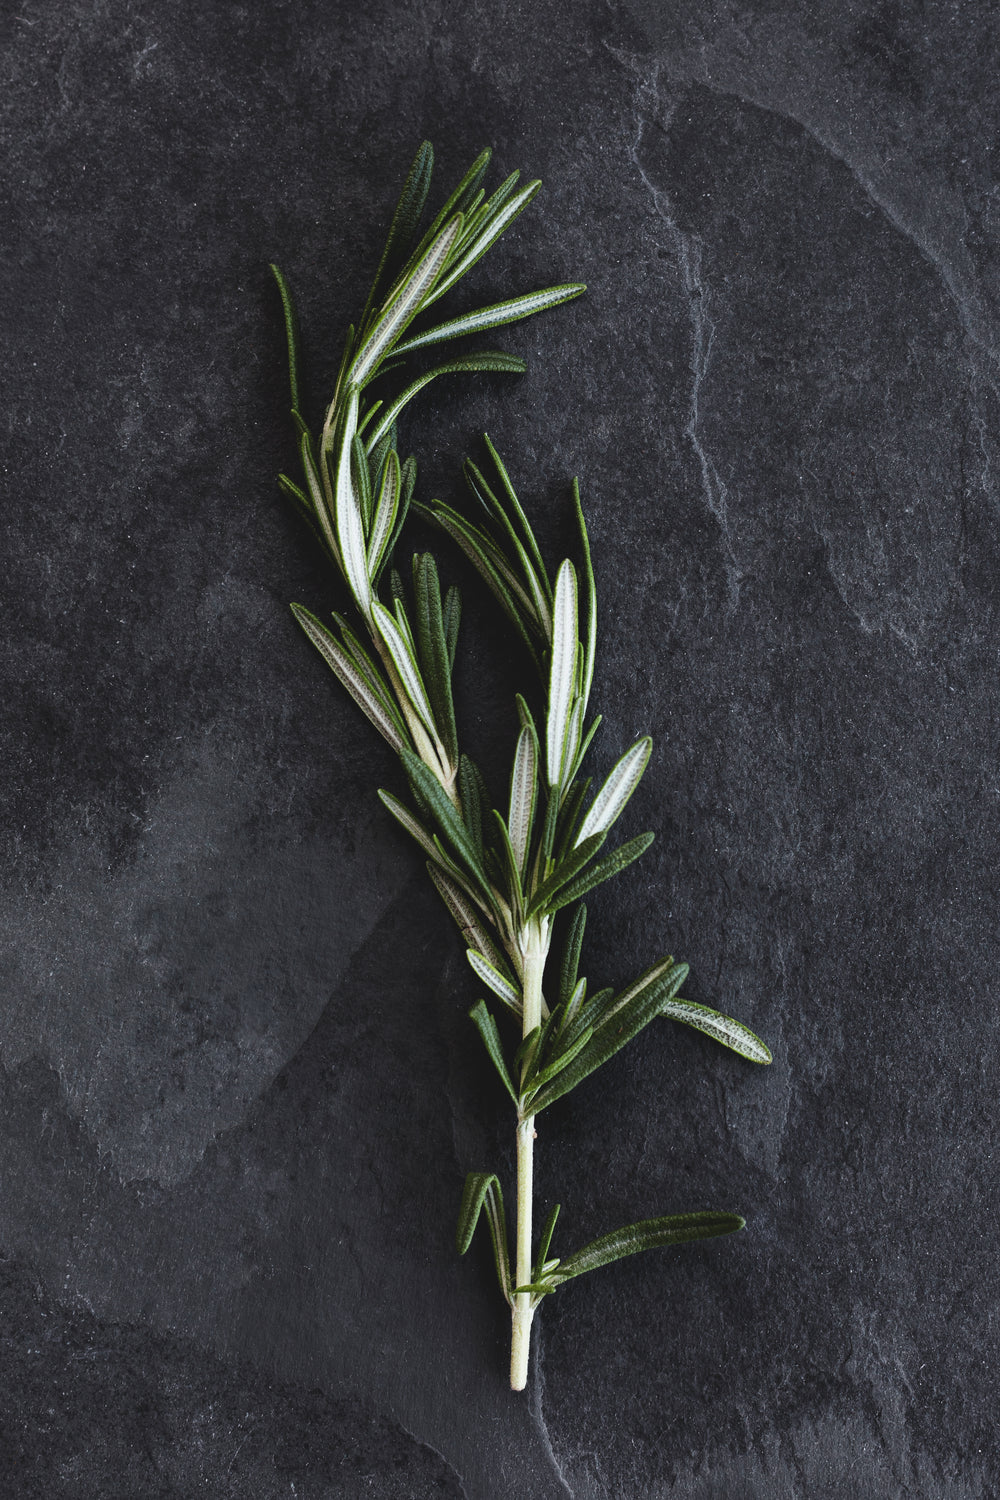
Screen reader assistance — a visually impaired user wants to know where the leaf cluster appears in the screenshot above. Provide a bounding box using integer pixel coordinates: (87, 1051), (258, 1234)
(272, 138), (770, 1344)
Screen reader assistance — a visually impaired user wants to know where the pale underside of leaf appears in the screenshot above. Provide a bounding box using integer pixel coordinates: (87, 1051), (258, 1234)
(546, 559), (579, 789)
(291, 605), (407, 755)
(575, 736), (652, 846)
(351, 214), (465, 385)
(467, 948), (521, 1015)
(393, 283), (587, 357)
(660, 1000), (773, 1064)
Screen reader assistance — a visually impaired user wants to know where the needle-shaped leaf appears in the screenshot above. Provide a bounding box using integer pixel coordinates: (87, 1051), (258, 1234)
(367, 448), (401, 577)
(277, 472), (314, 529)
(526, 832), (606, 919)
(529, 977), (666, 1112)
(443, 584), (461, 671)
(358, 139), (435, 336)
(402, 749), (490, 891)
(535, 1203), (561, 1277)
(331, 612), (408, 723)
(364, 352), (526, 452)
(291, 604), (407, 755)
(425, 181), (542, 306)
(483, 436), (549, 589)
(332, 386), (372, 619)
(372, 602), (438, 741)
(377, 789), (458, 872)
(351, 433), (373, 534)
(542, 831), (654, 915)
(463, 460), (553, 637)
(351, 213), (465, 386)
(467, 950), (522, 1016)
(299, 432), (342, 568)
(417, 502), (541, 668)
(575, 737), (652, 846)
(551, 1212), (745, 1285)
(547, 560), (579, 789)
(456, 1171), (512, 1306)
(393, 284), (587, 357)
(508, 726), (538, 878)
(426, 862), (508, 978)
(270, 262), (301, 414)
(414, 554), (459, 768)
(469, 1000), (518, 1102)
(573, 480), (597, 713)
(405, 148), (491, 275)
(659, 999), (773, 1063)
(457, 753), (485, 866)
(523, 1025), (594, 1093)
(558, 903), (588, 1009)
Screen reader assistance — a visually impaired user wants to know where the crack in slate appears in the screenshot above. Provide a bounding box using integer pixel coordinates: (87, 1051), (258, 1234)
(626, 78), (745, 612)
(530, 1320), (575, 1499)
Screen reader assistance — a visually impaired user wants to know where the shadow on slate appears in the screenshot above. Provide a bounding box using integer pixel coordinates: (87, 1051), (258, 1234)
(0, 1256), (462, 1499)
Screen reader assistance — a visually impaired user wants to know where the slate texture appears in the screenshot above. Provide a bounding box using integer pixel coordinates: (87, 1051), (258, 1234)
(3, 1), (999, 1496)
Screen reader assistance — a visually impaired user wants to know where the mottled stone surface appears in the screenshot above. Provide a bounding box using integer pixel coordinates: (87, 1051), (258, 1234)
(3, 1), (1000, 1495)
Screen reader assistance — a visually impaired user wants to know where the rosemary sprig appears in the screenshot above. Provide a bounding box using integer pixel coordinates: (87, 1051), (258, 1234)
(270, 142), (771, 1392)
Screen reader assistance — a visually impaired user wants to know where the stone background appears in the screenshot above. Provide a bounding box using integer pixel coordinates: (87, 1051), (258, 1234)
(3, 1), (1000, 1495)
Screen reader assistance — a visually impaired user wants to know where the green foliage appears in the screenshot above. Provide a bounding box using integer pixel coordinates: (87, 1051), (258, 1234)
(270, 139), (770, 1392)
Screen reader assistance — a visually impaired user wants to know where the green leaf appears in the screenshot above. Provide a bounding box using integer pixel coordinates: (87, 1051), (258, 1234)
(526, 832), (607, 919)
(573, 479), (597, 713)
(523, 1024), (594, 1092)
(377, 786), (440, 855)
(299, 432), (341, 568)
(351, 213), (465, 386)
(426, 862), (507, 976)
(416, 502), (541, 669)
(593, 958), (681, 1030)
(483, 435), (549, 589)
(375, 455), (416, 585)
(414, 554), (459, 768)
(331, 612), (409, 724)
(558, 903), (587, 1009)
(405, 148), (491, 276)
(456, 1171), (512, 1306)
(514, 1024), (542, 1080)
(468, 1000), (518, 1102)
(463, 460), (552, 636)
(659, 999), (772, 1064)
(425, 180), (542, 306)
(575, 736), (652, 845)
(358, 139), (434, 336)
(535, 1202), (561, 1277)
(402, 750), (490, 891)
(529, 977), (667, 1112)
(270, 262), (301, 414)
(443, 585), (461, 671)
(553, 777), (593, 864)
(546, 560), (579, 789)
(276, 472), (314, 529)
(393, 283), (586, 357)
(332, 386), (372, 618)
(367, 448), (401, 578)
(457, 753), (484, 865)
(291, 605), (407, 755)
(351, 432), (373, 534)
(372, 602), (439, 742)
(466, 949), (521, 1016)
(508, 726), (538, 878)
(543, 831), (655, 915)
(551, 1212), (745, 1285)
(364, 352), (526, 451)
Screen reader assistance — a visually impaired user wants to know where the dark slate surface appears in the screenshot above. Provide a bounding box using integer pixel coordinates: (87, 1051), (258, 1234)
(3, 1), (999, 1495)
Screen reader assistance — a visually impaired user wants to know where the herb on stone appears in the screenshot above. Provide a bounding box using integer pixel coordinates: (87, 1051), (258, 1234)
(270, 141), (771, 1390)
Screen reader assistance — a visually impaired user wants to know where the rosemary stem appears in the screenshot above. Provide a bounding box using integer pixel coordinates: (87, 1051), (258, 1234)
(511, 918), (547, 1390)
